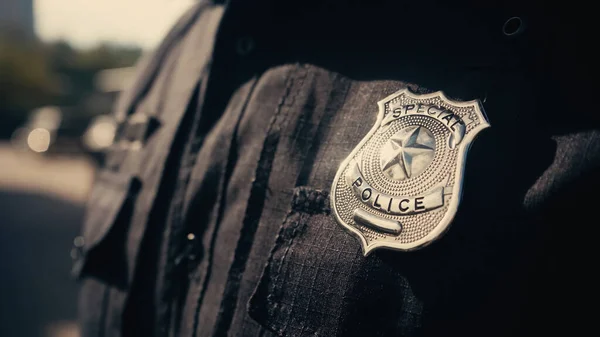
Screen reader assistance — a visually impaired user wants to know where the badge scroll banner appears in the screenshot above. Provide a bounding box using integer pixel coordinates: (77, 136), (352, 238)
(345, 160), (444, 216)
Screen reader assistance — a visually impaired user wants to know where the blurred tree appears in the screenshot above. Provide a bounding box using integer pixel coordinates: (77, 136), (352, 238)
(0, 34), (62, 130)
(0, 32), (142, 138)
(76, 43), (142, 69)
(48, 41), (141, 108)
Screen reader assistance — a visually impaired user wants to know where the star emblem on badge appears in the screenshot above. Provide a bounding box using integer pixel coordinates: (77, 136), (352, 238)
(380, 126), (436, 180)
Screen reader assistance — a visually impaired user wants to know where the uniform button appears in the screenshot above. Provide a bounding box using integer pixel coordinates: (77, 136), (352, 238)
(503, 17), (524, 36)
(73, 236), (85, 247)
(187, 233), (197, 261)
(186, 233), (201, 263)
(235, 36), (255, 56)
(174, 233), (199, 266)
(71, 236), (85, 260)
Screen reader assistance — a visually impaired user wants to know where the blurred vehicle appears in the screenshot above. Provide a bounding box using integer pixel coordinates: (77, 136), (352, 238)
(10, 104), (117, 164)
(9, 66), (135, 164)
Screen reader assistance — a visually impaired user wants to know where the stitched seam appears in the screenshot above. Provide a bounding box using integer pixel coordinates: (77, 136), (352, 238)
(213, 64), (304, 337)
(274, 211), (310, 335)
(293, 73), (351, 187)
(158, 77), (206, 337)
(188, 77), (260, 337)
(187, 80), (260, 337)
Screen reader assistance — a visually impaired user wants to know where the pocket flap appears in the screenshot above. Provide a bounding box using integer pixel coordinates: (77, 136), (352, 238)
(72, 170), (140, 283)
(82, 170), (139, 250)
(248, 186), (424, 337)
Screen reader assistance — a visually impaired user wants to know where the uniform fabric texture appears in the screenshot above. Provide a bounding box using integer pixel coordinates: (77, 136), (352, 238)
(75, 1), (598, 337)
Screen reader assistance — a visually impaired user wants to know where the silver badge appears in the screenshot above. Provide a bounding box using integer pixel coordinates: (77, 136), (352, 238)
(331, 89), (490, 254)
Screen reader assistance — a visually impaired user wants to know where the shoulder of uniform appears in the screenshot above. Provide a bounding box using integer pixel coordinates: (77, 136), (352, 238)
(113, 0), (215, 122)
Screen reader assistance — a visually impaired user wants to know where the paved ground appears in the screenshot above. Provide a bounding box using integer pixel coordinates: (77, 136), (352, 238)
(0, 144), (97, 337)
(0, 145), (95, 204)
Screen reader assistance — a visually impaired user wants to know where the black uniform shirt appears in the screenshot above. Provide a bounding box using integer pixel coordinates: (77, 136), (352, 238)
(75, 1), (599, 337)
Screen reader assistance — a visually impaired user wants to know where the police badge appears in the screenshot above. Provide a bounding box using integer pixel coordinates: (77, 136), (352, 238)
(331, 89), (490, 254)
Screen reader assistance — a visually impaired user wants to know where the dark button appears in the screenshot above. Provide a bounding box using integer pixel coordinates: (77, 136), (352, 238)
(503, 17), (524, 36)
(235, 36), (255, 56)
(70, 236), (85, 260)
(174, 233), (198, 266)
(73, 235), (85, 248)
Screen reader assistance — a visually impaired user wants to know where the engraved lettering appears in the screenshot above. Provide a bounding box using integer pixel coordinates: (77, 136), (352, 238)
(362, 188), (372, 201)
(399, 199), (410, 212)
(373, 194), (382, 208)
(345, 161), (445, 215)
(441, 112), (455, 125)
(450, 119), (463, 131)
(415, 197), (425, 210)
(381, 104), (466, 147)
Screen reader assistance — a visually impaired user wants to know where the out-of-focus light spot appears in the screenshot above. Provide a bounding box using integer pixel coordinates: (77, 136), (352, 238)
(31, 106), (62, 130)
(90, 122), (116, 148)
(27, 128), (51, 153)
(187, 233), (195, 241)
(83, 116), (116, 151)
(129, 140), (142, 151)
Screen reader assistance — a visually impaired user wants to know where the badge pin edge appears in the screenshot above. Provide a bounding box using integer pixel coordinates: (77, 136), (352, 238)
(330, 88), (491, 256)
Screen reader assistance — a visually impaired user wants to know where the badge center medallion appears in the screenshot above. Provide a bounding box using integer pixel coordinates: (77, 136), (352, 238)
(331, 89), (490, 255)
(380, 126), (436, 181)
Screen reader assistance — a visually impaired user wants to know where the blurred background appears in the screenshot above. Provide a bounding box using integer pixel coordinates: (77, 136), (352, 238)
(0, 1), (194, 336)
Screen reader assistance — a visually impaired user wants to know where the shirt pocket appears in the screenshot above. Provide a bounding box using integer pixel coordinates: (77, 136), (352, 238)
(248, 186), (424, 337)
(72, 169), (141, 289)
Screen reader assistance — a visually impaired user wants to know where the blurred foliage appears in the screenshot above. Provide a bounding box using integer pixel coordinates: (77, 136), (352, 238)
(0, 34), (60, 114)
(0, 31), (142, 138)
